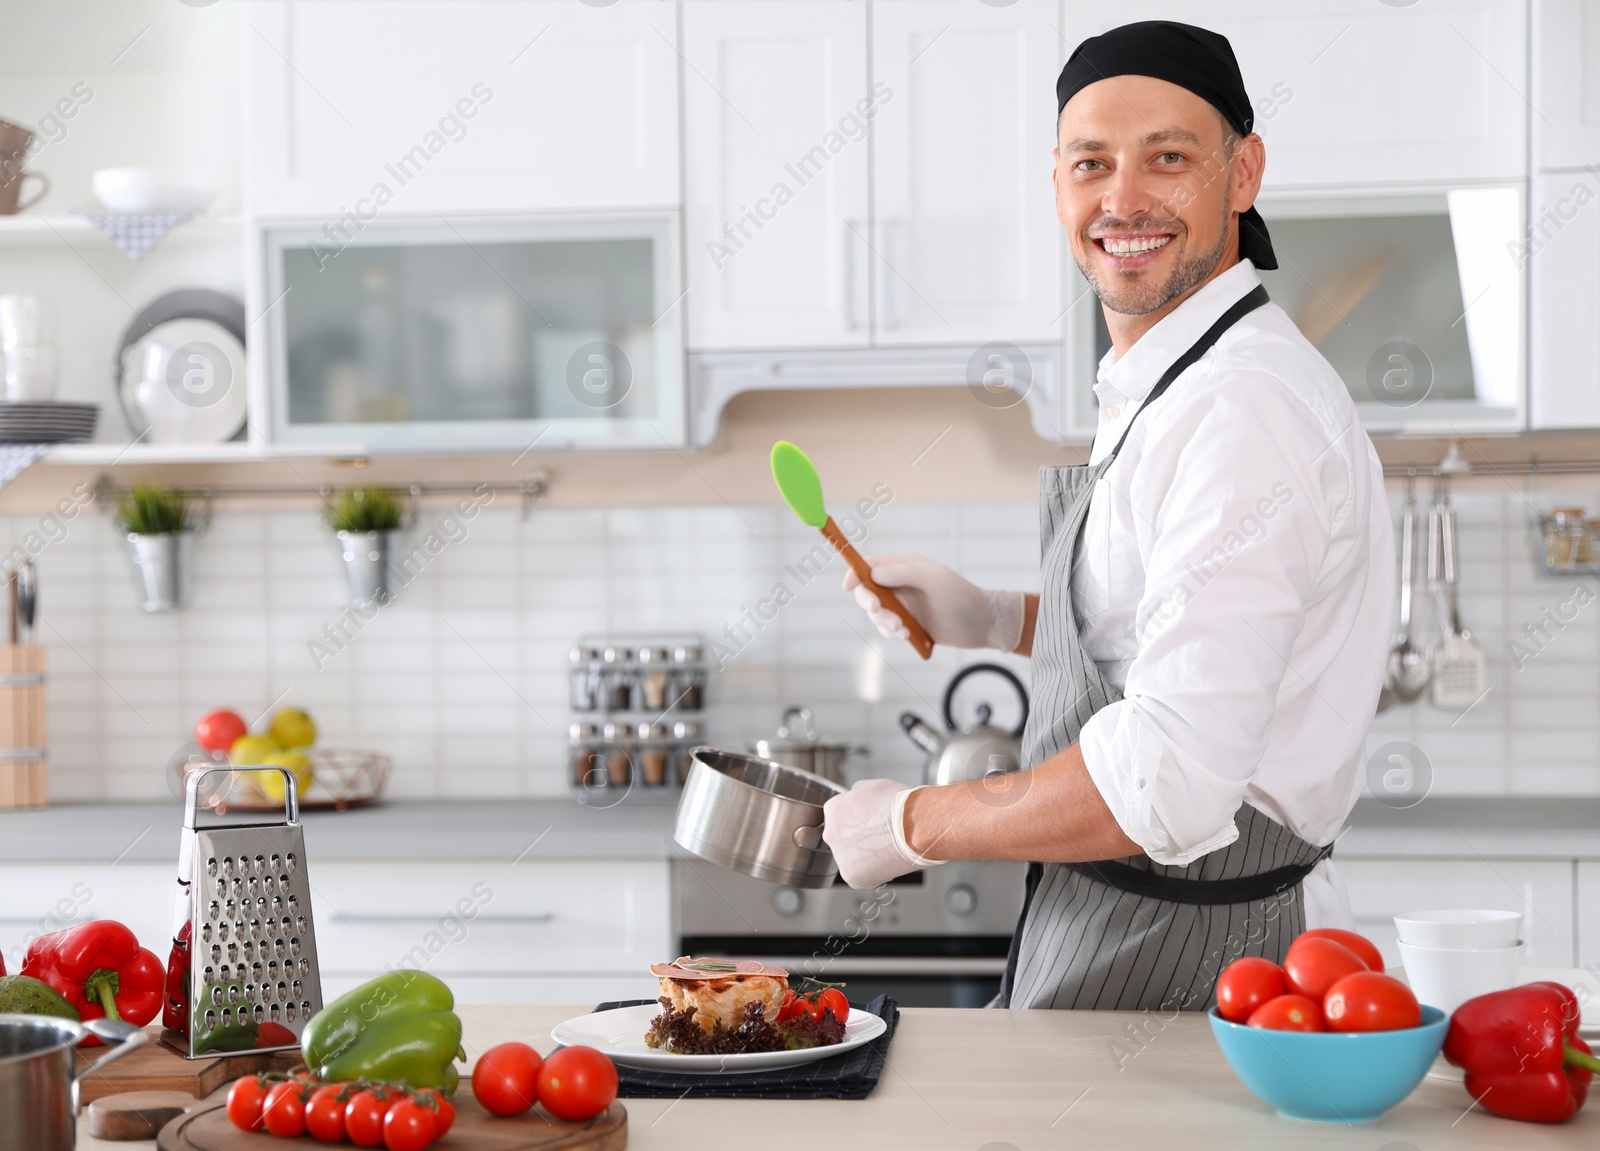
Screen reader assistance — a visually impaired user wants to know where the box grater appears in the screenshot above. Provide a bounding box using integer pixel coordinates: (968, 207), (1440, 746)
(159, 766), (324, 1058)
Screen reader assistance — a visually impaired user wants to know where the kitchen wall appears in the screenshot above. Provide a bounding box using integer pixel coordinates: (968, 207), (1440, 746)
(23, 482), (1600, 803)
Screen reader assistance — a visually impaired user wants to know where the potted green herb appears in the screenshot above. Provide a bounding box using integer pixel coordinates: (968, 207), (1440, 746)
(325, 486), (404, 606)
(114, 483), (191, 612)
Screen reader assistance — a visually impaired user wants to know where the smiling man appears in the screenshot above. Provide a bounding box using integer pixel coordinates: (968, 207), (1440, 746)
(822, 22), (1394, 1011)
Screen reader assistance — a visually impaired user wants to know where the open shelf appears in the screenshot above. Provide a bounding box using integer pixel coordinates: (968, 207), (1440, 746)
(40, 440), (369, 466)
(0, 214), (245, 247)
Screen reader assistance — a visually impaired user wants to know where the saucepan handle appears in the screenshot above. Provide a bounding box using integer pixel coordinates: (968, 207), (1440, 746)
(72, 1021), (150, 1103)
(792, 822), (825, 850)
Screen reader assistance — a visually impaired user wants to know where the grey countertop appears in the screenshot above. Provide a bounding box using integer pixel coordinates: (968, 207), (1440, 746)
(1, 796), (1597, 865)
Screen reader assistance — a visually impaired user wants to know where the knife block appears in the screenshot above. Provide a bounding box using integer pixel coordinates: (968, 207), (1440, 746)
(0, 645), (47, 808)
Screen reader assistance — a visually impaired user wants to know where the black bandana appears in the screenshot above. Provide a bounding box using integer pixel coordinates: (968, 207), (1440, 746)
(1056, 20), (1277, 271)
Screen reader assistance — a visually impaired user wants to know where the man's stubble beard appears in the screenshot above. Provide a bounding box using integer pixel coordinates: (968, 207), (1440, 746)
(1078, 197), (1233, 317)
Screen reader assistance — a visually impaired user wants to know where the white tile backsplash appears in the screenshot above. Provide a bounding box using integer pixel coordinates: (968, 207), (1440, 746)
(17, 489), (1600, 801)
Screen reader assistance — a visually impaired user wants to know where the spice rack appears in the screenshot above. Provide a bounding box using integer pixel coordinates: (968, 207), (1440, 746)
(1537, 508), (1600, 576)
(567, 634), (707, 805)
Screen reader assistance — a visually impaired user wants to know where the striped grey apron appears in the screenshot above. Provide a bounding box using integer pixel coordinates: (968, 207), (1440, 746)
(1000, 285), (1332, 1012)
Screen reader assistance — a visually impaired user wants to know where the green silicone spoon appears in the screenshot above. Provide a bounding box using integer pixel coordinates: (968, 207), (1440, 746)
(770, 441), (933, 659)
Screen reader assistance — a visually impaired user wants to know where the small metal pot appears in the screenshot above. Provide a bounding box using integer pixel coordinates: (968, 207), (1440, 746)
(336, 529), (392, 606)
(674, 747), (844, 888)
(0, 1015), (148, 1151)
(748, 705), (866, 785)
(127, 531), (189, 612)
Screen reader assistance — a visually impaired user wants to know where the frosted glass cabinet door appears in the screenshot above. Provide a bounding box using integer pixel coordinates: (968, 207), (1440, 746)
(264, 216), (684, 449)
(241, 0), (680, 215)
(869, 0), (1064, 345)
(682, 0), (873, 350)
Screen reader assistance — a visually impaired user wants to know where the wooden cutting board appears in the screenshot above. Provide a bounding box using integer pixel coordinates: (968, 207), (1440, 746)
(76, 1028), (303, 1103)
(158, 1098), (627, 1151)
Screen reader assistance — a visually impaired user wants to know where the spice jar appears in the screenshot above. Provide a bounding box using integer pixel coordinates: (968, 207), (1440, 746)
(568, 646), (600, 712)
(601, 646), (637, 711)
(671, 645), (705, 711)
(1548, 508), (1593, 569)
(567, 722), (604, 789)
(669, 719), (704, 786)
(638, 646), (673, 711)
(601, 720), (633, 788)
(637, 721), (669, 786)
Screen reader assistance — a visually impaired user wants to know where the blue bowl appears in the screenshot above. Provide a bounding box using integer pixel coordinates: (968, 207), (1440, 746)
(1208, 1005), (1447, 1123)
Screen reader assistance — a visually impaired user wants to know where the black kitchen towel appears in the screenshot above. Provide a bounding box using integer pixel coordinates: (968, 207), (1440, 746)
(590, 995), (899, 1100)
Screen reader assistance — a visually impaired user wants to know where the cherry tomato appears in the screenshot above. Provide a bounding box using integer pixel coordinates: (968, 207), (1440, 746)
(416, 1088), (455, 1136)
(803, 995), (827, 1024)
(345, 1088), (391, 1149)
(1298, 928), (1383, 973)
(1282, 936), (1368, 1000)
(537, 1045), (619, 1122)
(1323, 971), (1421, 1032)
(818, 988), (850, 1025)
(262, 1081), (307, 1138)
(1215, 957), (1289, 1024)
(305, 1084), (349, 1143)
(1247, 993), (1325, 1032)
(225, 1075), (268, 1131)
(473, 1041), (543, 1117)
(777, 988), (801, 1023)
(383, 1098), (436, 1151)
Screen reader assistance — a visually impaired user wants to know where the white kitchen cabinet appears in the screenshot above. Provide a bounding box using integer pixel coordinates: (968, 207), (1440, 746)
(682, 1), (873, 350)
(681, 0), (1062, 352)
(1339, 858), (1573, 969)
(1572, 863), (1600, 969)
(1069, 0), (1529, 189)
(1535, 0), (1600, 169)
(309, 861), (671, 1006)
(1529, 171), (1600, 428)
(0, 864), (174, 973)
(868, 0), (1063, 345)
(241, 0), (679, 216)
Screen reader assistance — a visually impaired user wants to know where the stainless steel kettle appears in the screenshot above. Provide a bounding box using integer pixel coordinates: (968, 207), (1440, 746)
(900, 663), (1029, 787)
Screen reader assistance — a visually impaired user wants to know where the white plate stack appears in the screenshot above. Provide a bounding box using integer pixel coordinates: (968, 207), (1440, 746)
(1394, 909), (1524, 1016)
(0, 401), (98, 443)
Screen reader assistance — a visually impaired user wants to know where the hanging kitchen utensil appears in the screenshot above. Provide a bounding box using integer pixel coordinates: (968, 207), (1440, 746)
(1431, 477), (1487, 709)
(900, 663), (1029, 786)
(160, 765), (324, 1058)
(17, 558), (36, 645)
(1380, 475), (1429, 710)
(770, 441), (934, 659)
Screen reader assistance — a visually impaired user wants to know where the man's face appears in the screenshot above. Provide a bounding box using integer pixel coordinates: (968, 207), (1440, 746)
(1054, 75), (1259, 317)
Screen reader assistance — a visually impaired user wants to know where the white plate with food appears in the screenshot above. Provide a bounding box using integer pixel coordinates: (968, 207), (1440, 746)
(551, 957), (886, 1074)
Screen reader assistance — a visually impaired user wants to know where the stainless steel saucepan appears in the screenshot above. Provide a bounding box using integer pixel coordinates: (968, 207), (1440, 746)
(0, 1014), (148, 1151)
(674, 747), (844, 888)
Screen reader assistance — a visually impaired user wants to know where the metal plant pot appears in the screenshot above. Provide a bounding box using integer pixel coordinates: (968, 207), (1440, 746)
(127, 531), (189, 612)
(336, 529), (392, 606)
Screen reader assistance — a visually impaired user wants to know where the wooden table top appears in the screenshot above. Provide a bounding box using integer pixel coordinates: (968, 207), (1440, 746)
(79, 1004), (1600, 1150)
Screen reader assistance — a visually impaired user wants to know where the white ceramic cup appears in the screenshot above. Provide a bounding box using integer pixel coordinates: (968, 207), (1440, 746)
(1393, 909), (1523, 950)
(1396, 938), (1525, 1015)
(3, 344), (57, 401)
(0, 293), (52, 349)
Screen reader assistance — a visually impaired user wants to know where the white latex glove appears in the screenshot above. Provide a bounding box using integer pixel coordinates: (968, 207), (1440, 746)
(822, 779), (944, 889)
(843, 554), (1024, 651)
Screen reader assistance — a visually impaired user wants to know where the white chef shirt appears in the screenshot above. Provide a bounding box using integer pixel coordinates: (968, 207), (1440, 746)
(1073, 259), (1393, 928)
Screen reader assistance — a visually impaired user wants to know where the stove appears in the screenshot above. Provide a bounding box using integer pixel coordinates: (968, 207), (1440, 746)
(673, 859), (1026, 1008)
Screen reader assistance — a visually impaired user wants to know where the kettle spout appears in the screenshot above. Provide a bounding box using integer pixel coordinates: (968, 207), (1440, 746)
(899, 711), (944, 756)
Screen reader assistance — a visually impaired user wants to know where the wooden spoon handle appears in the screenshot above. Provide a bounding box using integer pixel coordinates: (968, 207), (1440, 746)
(822, 518), (935, 660)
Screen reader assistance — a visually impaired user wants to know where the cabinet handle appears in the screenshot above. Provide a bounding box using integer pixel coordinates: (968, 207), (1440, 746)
(333, 913), (555, 925)
(879, 218), (897, 332)
(844, 219), (860, 332)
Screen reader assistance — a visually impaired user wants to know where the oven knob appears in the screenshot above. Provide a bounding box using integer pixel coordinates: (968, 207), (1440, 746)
(773, 887), (805, 917)
(945, 883), (978, 917)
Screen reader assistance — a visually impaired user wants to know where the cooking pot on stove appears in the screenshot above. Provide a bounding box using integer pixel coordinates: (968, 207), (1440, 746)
(747, 705), (866, 785)
(674, 747), (844, 888)
(900, 663), (1029, 787)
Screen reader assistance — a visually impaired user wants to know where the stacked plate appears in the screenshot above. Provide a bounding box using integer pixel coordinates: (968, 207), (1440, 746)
(0, 401), (98, 444)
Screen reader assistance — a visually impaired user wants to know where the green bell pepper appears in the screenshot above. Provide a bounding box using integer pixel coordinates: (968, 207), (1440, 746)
(194, 978), (259, 1054)
(302, 970), (463, 1094)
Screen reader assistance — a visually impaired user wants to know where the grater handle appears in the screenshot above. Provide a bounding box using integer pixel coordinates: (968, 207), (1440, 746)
(185, 765), (300, 828)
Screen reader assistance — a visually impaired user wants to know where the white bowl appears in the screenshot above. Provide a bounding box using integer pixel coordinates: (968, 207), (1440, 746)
(1393, 909), (1522, 950)
(92, 168), (215, 213)
(1397, 938), (1525, 1016)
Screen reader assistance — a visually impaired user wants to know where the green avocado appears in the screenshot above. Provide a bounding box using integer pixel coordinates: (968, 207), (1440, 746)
(0, 974), (80, 1020)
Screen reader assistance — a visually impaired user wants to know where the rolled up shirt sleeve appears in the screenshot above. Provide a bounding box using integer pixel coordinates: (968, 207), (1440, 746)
(1077, 368), (1343, 865)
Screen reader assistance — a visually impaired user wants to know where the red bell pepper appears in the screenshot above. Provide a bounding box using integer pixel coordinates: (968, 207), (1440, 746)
(1442, 981), (1600, 1123)
(21, 920), (164, 1044)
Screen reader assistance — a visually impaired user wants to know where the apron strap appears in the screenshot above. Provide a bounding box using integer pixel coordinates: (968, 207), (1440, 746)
(1064, 838), (1334, 907)
(1103, 283), (1270, 462)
